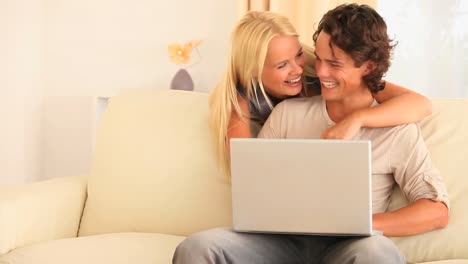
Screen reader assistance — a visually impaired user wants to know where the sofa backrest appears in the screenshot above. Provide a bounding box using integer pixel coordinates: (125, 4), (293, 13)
(79, 90), (232, 237)
(388, 99), (468, 263)
(78, 90), (468, 263)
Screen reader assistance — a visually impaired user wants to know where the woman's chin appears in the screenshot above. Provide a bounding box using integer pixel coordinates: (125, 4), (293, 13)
(288, 85), (303, 96)
(269, 84), (302, 98)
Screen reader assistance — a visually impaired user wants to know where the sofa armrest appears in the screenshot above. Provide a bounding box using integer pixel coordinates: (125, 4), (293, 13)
(0, 175), (87, 255)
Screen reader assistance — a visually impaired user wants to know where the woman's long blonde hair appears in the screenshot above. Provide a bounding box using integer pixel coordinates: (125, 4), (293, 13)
(208, 11), (316, 176)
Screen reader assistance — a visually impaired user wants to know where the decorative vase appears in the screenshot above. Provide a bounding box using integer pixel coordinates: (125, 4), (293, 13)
(170, 68), (194, 91)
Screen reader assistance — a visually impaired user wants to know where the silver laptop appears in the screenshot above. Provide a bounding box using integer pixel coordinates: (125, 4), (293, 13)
(230, 138), (374, 236)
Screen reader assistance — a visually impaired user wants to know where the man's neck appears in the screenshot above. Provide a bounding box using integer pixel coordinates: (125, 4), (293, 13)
(325, 90), (375, 123)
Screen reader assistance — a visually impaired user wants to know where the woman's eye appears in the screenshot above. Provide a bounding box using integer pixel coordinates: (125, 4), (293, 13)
(277, 63), (287, 69)
(296, 51), (304, 57)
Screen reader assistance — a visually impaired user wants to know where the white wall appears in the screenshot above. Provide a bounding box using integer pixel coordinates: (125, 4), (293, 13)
(44, 0), (236, 96)
(10, 1), (465, 185)
(43, 96), (95, 180)
(0, 98), (44, 185)
(1, 0), (45, 185)
(1, 0), (237, 185)
(379, 0), (468, 98)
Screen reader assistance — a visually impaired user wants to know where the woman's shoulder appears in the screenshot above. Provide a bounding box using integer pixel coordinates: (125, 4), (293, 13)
(234, 93), (250, 114)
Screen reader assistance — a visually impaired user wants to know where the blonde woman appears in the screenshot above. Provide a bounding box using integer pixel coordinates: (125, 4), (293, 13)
(208, 11), (431, 176)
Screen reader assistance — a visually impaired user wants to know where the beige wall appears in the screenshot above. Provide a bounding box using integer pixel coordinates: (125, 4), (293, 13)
(1, 0), (237, 185)
(240, 0), (377, 46)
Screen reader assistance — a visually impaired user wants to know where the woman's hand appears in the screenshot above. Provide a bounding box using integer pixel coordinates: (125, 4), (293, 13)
(321, 112), (363, 139)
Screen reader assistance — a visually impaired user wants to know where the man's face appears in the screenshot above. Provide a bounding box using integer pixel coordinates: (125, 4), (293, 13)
(314, 32), (370, 102)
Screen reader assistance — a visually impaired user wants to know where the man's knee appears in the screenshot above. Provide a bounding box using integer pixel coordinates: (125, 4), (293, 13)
(348, 236), (405, 264)
(172, 228), (231, 264)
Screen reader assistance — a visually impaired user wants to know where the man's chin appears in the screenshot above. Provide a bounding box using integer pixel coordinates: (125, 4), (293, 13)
(320, 93), (339, 101)
(321, 87), (339, 96)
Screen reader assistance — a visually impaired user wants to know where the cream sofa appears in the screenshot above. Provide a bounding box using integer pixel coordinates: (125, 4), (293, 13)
(0, 90), (467, 264)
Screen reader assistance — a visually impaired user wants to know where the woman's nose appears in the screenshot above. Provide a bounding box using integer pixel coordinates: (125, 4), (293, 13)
(291, 61), (303, 75)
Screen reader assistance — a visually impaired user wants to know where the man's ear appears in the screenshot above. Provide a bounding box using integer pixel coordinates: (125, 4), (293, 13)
(363, 61), (376, 76)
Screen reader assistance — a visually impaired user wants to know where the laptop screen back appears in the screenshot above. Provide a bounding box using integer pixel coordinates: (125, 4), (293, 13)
(230, 138), (372, 236)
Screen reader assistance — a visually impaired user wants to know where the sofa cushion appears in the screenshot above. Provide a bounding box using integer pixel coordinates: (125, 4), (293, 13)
(421, 261), (468, 264)
(0, 175), (86, 255)
(79, 90), (232, 237)
(388, 99), (468, 263)
(0, 232), (184, 264)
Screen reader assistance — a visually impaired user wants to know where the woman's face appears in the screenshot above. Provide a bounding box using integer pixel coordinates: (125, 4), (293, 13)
(261, 35), (305, 99)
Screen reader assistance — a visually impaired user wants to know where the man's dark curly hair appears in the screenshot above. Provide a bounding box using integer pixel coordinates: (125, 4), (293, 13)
(312, 4), (396, 93)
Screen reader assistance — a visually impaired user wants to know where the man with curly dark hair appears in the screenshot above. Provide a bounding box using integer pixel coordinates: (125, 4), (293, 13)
(312, 3), (394, 94)
(259, 3), (449, 263)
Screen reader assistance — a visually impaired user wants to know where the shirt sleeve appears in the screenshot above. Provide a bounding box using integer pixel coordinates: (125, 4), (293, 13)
(389, 124), (450, 209)
(257, 101), (287, 139)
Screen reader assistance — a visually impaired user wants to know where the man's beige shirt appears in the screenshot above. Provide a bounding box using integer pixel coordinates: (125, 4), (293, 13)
(258, 96), (449, 213)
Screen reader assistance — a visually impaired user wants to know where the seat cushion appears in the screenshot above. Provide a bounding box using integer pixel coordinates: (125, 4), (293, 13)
(0, 233), (185, 264)
(420, 261), (468, 264)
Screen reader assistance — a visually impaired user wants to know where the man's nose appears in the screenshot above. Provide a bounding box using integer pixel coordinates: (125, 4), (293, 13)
(315, 62), (329, 78)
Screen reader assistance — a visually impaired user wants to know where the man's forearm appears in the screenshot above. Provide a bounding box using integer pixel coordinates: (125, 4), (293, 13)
(373, 199), (448, 237)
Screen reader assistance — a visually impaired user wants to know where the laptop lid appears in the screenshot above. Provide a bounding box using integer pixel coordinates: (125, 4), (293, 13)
(230, 138), (372, 236)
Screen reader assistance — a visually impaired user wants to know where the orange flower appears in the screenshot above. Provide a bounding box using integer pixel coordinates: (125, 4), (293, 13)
(168, 40), (203, 65)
